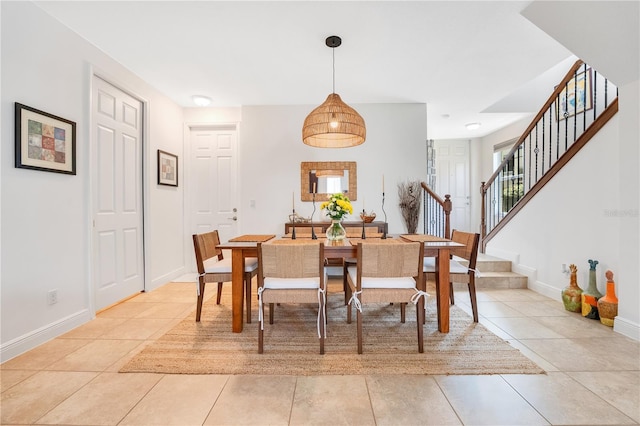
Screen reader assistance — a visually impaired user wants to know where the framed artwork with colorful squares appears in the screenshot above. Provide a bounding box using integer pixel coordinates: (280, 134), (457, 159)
(157, 149), (178, 187)
(15, 103), (76, 175)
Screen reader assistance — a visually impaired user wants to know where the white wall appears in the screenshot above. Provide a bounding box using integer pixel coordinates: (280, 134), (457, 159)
(239, 104), (428, 236)
(1, 2), (185, 360)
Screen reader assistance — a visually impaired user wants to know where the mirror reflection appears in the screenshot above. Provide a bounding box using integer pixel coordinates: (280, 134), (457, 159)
(309, 169), (349, 194)
(300, 161), (357, 202)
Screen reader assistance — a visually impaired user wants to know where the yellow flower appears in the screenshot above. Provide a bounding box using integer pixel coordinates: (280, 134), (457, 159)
(321, 193), (353, 220)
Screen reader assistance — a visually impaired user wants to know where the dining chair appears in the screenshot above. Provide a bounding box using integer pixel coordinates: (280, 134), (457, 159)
(257, 240), (326, 354)
(192, 230), (258, 323)
(346, 241), (427, 354)
(423, 229), (480, 322)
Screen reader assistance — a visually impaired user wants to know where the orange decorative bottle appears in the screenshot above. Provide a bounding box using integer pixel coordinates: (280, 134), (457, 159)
(597, 270), (618, 327)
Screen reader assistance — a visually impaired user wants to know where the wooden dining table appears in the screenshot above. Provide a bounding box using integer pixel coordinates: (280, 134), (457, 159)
(216, 234), (463, 333)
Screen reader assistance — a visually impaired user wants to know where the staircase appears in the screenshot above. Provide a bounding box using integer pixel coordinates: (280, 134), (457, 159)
(454, 253), (528, 290)
(480, 59), (618, 251)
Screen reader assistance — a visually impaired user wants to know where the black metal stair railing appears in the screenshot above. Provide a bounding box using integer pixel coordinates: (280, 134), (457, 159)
(421, 182), (452, 238)
(480, 60), (618, 251)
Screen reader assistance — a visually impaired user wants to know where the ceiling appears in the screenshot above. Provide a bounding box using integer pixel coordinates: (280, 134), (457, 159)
(35, 1), (575, 139)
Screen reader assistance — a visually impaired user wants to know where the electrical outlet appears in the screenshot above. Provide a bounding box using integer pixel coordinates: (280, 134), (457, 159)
(47, 289), (58, 305)
(561, 263), (568, 273)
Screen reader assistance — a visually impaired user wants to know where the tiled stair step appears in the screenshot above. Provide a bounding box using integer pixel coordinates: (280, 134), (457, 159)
(452, 253), (528, 289)
(451, 272), (528, 290)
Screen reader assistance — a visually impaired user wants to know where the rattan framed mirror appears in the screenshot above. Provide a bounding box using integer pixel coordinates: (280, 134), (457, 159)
(300, 161), (357, 202)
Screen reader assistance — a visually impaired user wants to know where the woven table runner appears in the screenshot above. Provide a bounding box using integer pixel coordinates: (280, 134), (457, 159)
(349, 237), (399, 245)
(228, 234), (275, 243)
(400, 234), (448, 242)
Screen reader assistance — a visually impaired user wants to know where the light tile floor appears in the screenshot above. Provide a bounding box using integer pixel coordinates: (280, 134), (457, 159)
(2, 279), (639, 425)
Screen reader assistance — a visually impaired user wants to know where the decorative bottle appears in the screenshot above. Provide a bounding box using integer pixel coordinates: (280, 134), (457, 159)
(561, 264), (582, 313)
(597, 270), (618, 327)
(581, 259), (602, 319)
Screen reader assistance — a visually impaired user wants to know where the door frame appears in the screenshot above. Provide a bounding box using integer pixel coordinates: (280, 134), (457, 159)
(183, 122), (240, 273)
(88, 67), (149, 314)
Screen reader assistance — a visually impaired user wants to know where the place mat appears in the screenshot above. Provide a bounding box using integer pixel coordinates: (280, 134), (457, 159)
(349, 237), (401, 245)
(228, 234), (275, 243)
(400, 234), (448, 242)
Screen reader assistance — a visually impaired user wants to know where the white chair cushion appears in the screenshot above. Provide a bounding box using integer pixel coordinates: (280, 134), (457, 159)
(423, 257), (469, 274)
(263, 277), (320, 289)
(203, 256), (258, 273)
(347, 266), (416, 289)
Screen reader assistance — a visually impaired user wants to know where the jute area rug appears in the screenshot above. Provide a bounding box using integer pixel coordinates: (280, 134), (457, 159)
(121, 282), (544, 376)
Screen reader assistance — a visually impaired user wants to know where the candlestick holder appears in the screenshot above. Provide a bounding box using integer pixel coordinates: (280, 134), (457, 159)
(381, 192), (387, 239)
(311, 193), (317, 239)
(361, 209), (366, 239)
(291, 208), (296, 240)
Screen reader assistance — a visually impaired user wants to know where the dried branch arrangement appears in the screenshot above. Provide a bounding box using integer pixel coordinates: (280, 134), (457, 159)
(398, 180), (422, 234)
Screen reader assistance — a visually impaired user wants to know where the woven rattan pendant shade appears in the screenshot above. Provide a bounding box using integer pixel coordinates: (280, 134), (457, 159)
(302, 93), (366, 148)
(302, 35), (366, 148)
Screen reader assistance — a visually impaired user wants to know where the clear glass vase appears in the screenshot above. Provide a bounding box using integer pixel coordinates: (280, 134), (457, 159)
(326, 219), (346, 241)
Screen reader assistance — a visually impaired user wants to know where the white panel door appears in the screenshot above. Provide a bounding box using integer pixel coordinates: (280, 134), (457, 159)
(92, 76), (144, 310)
(188, 125), (238, 263)
(435, 140), (471, 232)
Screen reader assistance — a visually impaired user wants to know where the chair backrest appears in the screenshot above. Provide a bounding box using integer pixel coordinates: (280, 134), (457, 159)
(192, 230), (224, 274)
(259, 240), (324, 279)
(357, 242), (424, 279)
(450, 229), (480, 269)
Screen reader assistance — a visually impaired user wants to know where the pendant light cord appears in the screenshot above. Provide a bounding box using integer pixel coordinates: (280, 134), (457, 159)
(332, 47), (336, 94)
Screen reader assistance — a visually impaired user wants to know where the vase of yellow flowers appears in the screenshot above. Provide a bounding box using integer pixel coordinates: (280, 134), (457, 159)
(320, 193), (353, 241)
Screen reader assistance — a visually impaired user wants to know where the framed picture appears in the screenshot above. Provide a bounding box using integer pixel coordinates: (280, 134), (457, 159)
(157, 150), (178, 187)
(15, 103), (76, 175)
(556, 67), (593, 121)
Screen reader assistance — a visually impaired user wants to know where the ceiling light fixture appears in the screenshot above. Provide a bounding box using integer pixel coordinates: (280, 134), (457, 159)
(465, 122), (481, 130)
(192, 95), (212, 107)
(302, 36), (366, 148)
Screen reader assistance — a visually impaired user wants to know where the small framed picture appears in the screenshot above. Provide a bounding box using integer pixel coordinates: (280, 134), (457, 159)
(15, 103), (76, 175)
(157, 150), (178, 187)
(556, 67), (593, 121)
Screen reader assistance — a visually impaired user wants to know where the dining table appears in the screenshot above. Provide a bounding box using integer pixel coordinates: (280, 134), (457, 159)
(216, 234), (464, 333)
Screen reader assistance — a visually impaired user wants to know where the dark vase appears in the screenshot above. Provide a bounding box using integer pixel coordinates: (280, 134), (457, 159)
(582, 259), (602, 319)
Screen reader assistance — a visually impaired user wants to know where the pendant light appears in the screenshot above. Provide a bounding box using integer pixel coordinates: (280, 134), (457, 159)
(302, 36), (366, 148)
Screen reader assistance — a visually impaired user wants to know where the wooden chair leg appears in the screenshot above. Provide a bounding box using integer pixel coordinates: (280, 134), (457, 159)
(258, 303), (264, 354)
(356, 307), (363, 354)
(269, 303), (275, 324)
(196, 281), (206, 322)
(319, 297), (325, 355)
(216, 282), (223, 304)
(416, 297), (424, 353)
(449, 281), (455, 305)
(400, 303), (406, 323)
(245, 273), (252, 324)
(343, 263), (349, 305)
(469, 276), (479, 323)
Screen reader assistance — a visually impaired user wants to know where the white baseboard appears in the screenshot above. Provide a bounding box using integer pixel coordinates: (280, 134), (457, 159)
(148, 265), (186, 292)
(529, 279), (559, 300)
(0, 309), (92, 363)
(614, 316), (640, 341)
